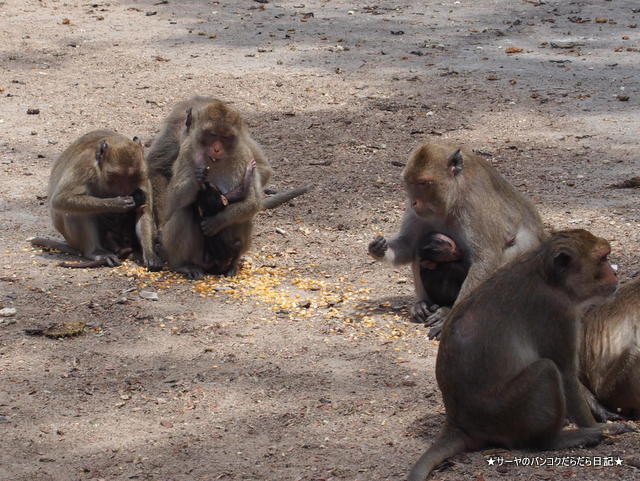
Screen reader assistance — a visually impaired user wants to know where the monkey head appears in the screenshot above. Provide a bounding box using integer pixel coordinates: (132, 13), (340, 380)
(96, 136), (145, 196)
(544, 229), (618, 306)
(186, 100), (244, 166)
(403, 142), (464, 218)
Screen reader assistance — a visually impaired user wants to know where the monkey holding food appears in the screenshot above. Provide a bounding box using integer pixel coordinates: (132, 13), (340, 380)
(369, 141), (546, 336)
(31, 130), (162, 270)
(147, 96), (310, 279)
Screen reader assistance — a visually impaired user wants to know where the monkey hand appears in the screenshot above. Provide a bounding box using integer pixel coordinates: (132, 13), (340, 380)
(410, 300), (440, 322)
(110, 196), (136, 212)
(368, 236), (388, 259)
(201, 216), (224, 237)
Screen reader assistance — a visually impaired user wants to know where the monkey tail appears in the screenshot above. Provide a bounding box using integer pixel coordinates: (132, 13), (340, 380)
(28, 236), (80, 256)
(262, 184), (314, 210)
(408, 424), (467, 481)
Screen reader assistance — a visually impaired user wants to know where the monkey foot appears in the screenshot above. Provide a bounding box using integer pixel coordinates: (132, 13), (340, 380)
(603, 422), (637, 435)
(409, 301), (440, 324)
(144, 253), (164, 272)
(175, 265), (204, 280)
(90, 251), (122, 267)
(427, 322), (444, 340)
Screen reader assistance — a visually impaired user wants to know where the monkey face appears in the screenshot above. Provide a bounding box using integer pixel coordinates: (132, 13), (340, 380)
(403, 143), (464, 218)
(406, 180), (448, 217)
(100, 143), (145, 196)
(199, 130), (237, 161)
(550, 231), (618, 304)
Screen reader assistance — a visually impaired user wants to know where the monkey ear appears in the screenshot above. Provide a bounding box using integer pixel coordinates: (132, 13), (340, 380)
(185, 108), (193, 131)
(132, 136), (142, 145)
(551, 250), (573, 280)
(95, 141), (108, 167)
(447, 149), (464, 177)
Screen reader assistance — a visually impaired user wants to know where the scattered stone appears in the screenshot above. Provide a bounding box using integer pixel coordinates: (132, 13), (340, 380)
(550, 41), (584, 49)
(139, 290), (159, 301)
(0, 307), (16, 317)
(26, 108), (39, 115)
(617, 94), (630, 101)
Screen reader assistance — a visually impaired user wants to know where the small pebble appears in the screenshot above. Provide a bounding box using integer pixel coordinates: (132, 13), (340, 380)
(139, 290), (159, 301)
(0, 307), (17, 317)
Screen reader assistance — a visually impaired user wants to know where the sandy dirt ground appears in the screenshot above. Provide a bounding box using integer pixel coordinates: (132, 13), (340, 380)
(1, 1), (640, 480)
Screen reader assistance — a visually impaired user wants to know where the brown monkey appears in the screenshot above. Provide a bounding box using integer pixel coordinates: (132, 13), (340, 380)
(159, 97), (271, 279)
(580, 277), (640, 420)
(146, 96), (310, 224)
(369, 141), (545, 333)
(150, 96), (311, 279)
(30, 131), (162, 270)
(408, 230), (633, 481)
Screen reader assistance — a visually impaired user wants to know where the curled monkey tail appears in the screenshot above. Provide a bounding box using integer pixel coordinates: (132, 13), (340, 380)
(262, 184), (314, 210)
(408, 424), (468, 481)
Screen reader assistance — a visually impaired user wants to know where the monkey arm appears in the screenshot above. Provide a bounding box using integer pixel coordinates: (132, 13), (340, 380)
(200, 187), (260, 237)
(455, 254), (502, 301)
(165, 174), (200, 212)
(134, 182), (163, 271)
(385, 234), (417, 265)
(51, 184), (135, 214)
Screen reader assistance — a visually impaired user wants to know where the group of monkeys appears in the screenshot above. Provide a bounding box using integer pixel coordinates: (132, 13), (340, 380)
(29, 96), (639, 479)
(31, 96), (310, 278)
(365, 143), (640, 479)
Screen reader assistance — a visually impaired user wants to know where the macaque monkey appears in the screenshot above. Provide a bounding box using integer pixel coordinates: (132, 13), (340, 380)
(194, 159), (256, 275)
(408, 230), (634, 481)
(369, 142), (545, 333)
(30, 131), (162, 270)
(152, 96), (310, 279)
(580, 277), (640, 420)
(417, 232), (469, 308)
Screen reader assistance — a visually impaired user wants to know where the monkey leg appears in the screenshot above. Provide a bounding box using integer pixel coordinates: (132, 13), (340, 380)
(605, 361), (640, 419)
(135, 207), (163, 271)
(162, 208), (205, 280)
(52, 211), (121, 266)
(470, 359), (567, 448)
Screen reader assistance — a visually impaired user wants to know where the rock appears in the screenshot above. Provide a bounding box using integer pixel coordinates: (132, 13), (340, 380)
(0, 307), (16, 317)
(139, 290), (159, 301)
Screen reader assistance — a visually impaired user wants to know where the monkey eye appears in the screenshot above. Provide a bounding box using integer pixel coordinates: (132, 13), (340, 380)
(417, 179), (433, 186)
(599, 254), (609, 264)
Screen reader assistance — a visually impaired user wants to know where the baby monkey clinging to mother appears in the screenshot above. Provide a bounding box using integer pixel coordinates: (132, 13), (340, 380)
(369, 141), (546, 336)
(147, 96), (311, 280)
